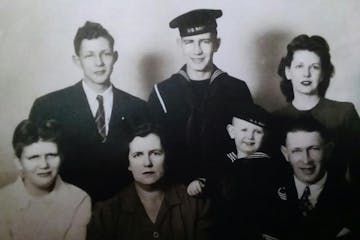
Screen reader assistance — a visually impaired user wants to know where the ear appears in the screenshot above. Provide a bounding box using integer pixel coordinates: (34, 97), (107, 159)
(113, 51), (118, 63)
(280, 145), (289, 162)
(72, 55), (81, 68)
(324, 141), (334, 159)
(226, 124), (235, 139)
(213, 37), (221, 52)
(285, 66), (291, 80)
(176, 37), (182, 48)
(14, 158), (23, 171)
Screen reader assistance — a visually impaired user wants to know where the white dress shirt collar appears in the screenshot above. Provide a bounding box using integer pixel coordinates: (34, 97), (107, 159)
(294, 172), (327, 206)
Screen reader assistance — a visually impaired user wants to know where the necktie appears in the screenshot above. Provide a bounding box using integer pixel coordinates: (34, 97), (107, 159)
(95, 95), (106, 142)
(299, 186), (313, 216)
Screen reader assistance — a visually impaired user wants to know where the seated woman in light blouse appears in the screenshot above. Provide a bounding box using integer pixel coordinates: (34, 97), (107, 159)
(274, 34), (360, 184)
(87, 123), (214, 240)
(0, 119), (91, 240)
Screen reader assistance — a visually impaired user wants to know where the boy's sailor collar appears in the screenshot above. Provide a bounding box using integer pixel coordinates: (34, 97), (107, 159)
(226, 151), (270, 163)
(177, 65), (225, 84)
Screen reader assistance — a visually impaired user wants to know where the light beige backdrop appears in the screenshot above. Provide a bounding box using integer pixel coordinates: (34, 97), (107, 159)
(1, 0), (359, 186)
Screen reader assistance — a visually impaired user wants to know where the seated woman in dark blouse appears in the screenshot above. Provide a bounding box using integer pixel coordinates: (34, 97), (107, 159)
(87, 123), (214, 240)
(274, 34), (360, 184)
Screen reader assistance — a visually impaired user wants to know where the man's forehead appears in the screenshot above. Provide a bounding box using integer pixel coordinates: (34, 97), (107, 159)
(285, 130), (323, 145)
(181, 32), (214, 40)
(79, 37), (113, 51)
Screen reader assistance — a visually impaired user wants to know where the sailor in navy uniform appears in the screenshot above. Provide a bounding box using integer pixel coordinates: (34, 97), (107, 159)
(148, 9), (253, 184)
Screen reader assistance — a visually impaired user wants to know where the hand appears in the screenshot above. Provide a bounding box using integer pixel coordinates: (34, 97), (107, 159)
(336, 227), (351, 238)
(187, 179), (206, 196)
(261, 233), (280, 240)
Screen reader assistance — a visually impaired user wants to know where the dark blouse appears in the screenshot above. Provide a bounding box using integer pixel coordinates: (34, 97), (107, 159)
(87, 184), (214, 240)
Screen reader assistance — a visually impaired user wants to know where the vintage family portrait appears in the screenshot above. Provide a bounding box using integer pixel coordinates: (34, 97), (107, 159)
(0, 0), (359, 239)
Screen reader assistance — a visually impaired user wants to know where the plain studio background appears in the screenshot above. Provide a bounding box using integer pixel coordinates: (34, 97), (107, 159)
(0, 0), (359, 186)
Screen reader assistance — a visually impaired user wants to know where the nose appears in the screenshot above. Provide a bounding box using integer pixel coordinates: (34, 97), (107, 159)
(303, 66), (311, 77)
(303, 150), (313, 164)
(246, 130), (255, 139)
(38, 157), (49, 168)
(193, 42), (203, 55)
(143, 155), (153, 167)
(95, 55), (104, 66)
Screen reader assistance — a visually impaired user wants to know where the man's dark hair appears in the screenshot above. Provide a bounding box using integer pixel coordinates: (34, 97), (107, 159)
(12, 119), (63, 158)
(73, 21), (114, 56)
(281, 116), (331, 146)
(277, 34), (335, 102)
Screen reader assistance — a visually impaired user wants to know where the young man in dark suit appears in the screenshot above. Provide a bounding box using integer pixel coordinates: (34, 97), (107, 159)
(29, 21), (148, 202)
(148, 9), (253, 184)
(260, 117), (358, 240)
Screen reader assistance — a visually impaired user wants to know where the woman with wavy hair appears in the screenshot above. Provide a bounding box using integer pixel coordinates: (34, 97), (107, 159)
(274, 34), (360, 184)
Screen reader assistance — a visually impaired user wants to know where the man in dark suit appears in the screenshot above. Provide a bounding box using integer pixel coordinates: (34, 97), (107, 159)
(29, 21), (148, 202)
(148, 9), (253, 185)
(260, 117), (358, 240)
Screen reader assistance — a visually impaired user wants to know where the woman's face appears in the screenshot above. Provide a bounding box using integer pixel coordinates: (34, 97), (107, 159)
(128, 133), (165, 187)
(18, 141), (61, 195)
(285, 50), (322, 97)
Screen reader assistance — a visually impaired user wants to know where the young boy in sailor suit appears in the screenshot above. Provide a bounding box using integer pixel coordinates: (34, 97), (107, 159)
(187, 102), (281, 239)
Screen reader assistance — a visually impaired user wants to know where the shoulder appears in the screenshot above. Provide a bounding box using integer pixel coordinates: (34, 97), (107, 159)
(320, 98), (356, 112)
(58, 180), (91, 206)
(0, 181), (17, 202)
(34, 83), (80, 104)
(113, 87), (146, 105)
(155, 73), (187, 91)
(93, 184), (133, 214)
(169, 184), (210, 207)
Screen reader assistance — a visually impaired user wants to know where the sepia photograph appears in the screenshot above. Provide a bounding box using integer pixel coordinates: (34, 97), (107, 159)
(0, 0), (359, 239)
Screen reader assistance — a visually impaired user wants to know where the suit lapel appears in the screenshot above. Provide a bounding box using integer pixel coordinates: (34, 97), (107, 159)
(70, 81), (100, 140)
(107, 87), (127, 140)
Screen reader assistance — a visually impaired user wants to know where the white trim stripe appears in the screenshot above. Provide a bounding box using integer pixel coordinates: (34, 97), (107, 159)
(154, 84), (167, 114)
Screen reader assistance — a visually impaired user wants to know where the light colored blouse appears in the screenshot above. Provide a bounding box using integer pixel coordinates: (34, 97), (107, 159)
(0, 176), (91, 240)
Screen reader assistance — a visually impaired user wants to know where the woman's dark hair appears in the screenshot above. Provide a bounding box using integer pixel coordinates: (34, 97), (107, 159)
(12, 119), (63, 158)
(278, 34), (335, 102)
(125, 122), (168, 157)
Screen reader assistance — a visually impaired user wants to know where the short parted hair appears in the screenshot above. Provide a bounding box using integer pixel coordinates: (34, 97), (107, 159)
(280, 116), (331, 146)
(73, 21), (114, 56)
(12, 119), (63, 158)
(278, 34), (335, 102)
(125, 122), (167, 156)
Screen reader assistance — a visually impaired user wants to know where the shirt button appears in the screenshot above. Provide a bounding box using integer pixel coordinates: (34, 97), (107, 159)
(153, 231), (159, 238)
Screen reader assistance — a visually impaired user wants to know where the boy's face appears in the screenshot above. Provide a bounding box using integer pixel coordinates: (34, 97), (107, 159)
(227, 117), (265, 156)
(74, 36), (118, 90)
(179, 32), (220, 75)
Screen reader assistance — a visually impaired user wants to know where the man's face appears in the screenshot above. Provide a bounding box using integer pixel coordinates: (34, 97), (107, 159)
(74, 37), (117, 90)
(227, 117), (265, 156)
(18, 141), (61, 195)
(281, 131), (327, 184)
(128, 133), (165, 187)
(180, 32), (219, 75)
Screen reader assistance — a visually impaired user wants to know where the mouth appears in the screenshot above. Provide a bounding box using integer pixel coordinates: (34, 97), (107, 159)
(191, 58), (204, 64)
(300, 167), (316, 175)
(142, 171), (155, 176)
(300, 80), (312, 86)
(243, 141), (255, 146)
(94, 70), (106, 75)
(37, 172), (52, 177)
